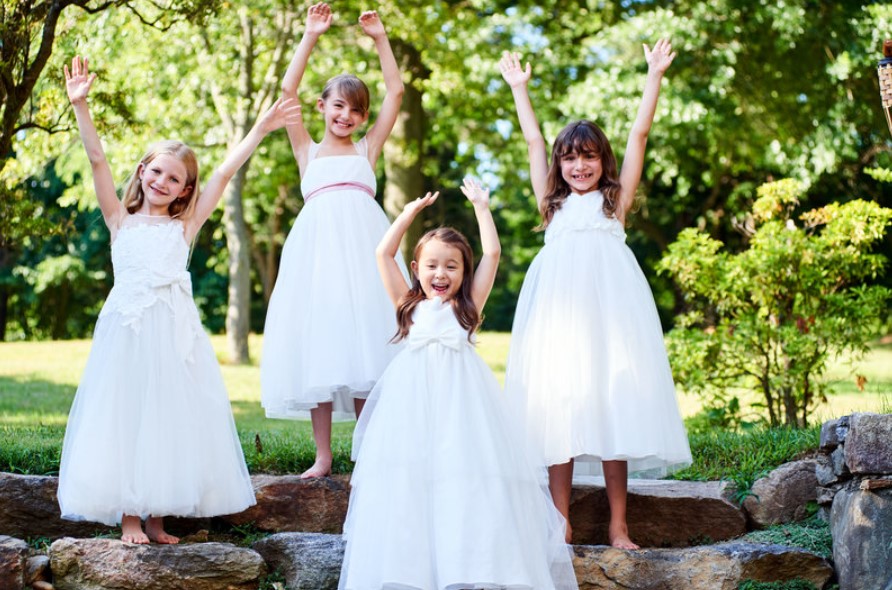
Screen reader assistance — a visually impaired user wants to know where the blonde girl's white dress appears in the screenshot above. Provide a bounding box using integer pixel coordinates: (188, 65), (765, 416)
(505, 191), (692, 476)
(261, 138), (405, 419)
(57, 214), (256, 526)
(339, 298), (578, 590)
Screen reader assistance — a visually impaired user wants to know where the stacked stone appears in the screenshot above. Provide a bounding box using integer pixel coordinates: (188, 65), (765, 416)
(817, 412), (892, 590)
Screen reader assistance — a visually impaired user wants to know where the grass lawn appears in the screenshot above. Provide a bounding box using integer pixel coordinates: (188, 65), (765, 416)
(1, 333), (890, 481)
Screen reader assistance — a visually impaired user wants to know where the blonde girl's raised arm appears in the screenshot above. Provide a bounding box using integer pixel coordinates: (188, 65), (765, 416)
(376, 191), (438, 307)
(64, 56), (124, 231)
(460, 178), (500, 311)
(616, 38), (675, 224)
(358, 10), (404, 167)
(186, 98), (302, 241)
(282, 2), (331, 172)
(499, 51), (548, 205)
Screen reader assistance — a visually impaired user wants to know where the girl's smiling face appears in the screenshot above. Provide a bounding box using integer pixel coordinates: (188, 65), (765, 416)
(138, 154), (192, 215)
(317, 92), (368, 138)
(560, 149), (602, 195)
(411, 238), (465, 302)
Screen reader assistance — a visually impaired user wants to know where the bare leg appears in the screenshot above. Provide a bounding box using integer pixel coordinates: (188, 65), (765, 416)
(548, 459), (574, 543)
(145, 516), (179, 544)
(121, 514), (149, 544)
(604, 460), (639, 549)
(353, 397), (366, 418)
(302, 402), (333, 478)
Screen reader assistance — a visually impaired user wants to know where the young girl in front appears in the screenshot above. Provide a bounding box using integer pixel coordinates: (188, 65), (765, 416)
(499, 41), (692, 549)
(338, 179), (578, 590)
(57, 56), (300, 544)
(261, 3), (407, 478)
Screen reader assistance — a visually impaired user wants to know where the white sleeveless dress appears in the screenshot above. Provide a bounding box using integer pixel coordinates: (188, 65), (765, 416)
(505, 191), (692, 476)
(58, 215), (256, 526)
(340, 298), (578, 590)
(261, 138), (405, 419)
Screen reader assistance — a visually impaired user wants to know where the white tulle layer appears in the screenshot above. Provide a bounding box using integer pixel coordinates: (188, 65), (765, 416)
(260, 190), (405, 419)
(340, 300), (578, 590)
(58, 305), (256, 526)
(505, 192), (692, 475)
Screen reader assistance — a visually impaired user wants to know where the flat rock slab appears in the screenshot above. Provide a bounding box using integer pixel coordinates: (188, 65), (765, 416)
(50, 537), (266, 590)
(222, 474), (350, 533)
(573, 542), (833, 589)
(571, 477), (747, 547)
(251, 532), (832, 590)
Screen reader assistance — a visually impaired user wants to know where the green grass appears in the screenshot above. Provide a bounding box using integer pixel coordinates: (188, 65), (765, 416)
(1, 334), (889, 479)
(742, 515), (832, 560)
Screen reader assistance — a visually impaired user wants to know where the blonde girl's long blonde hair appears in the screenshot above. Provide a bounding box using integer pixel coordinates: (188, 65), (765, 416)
(121, 140), (200, 219)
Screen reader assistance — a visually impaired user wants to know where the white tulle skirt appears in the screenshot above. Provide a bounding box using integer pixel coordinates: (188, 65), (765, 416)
(340, 303), (577, 590)
(58, 304), (256, 526)
(505, 220), (692, 476)
(260, 191), (404, 420)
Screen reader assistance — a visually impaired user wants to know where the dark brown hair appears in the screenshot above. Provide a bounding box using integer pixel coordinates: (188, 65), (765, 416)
(540, 120), (620, 229)
(321, 74), (370, 116)
(393, 227), (479, 343)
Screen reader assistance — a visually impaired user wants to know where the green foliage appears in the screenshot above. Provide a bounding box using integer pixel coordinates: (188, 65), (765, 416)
(742, 516), (832, 561)
(738, 580), (818, 590)
(659, 179), (892, 427)
(669, 425), (820, 499)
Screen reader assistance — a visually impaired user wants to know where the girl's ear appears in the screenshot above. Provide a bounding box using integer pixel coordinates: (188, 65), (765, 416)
(137, 162), (145, 179)
(410, 260), (418, 278)
(179, 185), (194, 199)
(317, 98), (325, 113)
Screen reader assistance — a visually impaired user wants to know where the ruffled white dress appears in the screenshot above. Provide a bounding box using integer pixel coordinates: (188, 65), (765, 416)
(505, 191), (691, 476)
(58, 215), (256, 526)
(340, 298), (578, 590)
(261, 138), (405, 419)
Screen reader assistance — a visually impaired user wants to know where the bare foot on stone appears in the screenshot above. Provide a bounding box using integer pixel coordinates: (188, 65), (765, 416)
(609, 523), (640, 550)
(146, 516), (180, 544)
(121, 515), (149, 544)
(300, 457), (332, 479)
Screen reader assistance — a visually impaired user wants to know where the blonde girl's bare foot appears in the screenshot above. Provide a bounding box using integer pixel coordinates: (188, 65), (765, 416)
(609, 523), (640, 550)
(121, 515), (149, 544)
(146, 517), (180, 544)
(300, 456), (332, 479)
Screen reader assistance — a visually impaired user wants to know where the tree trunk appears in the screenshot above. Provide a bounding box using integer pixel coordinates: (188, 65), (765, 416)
(223, 161), (252, 364)
(383, 40), (428, 262)
(0, 285), (8, 341)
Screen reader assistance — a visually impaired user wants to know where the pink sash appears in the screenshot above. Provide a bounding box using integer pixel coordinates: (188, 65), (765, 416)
(303, 181), (375, 202)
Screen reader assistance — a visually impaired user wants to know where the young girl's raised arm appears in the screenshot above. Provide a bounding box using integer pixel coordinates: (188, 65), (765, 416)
(460, 178), (500, 311)
(616, 38), (675, 224)
(186, 98), (301, 241)
(282, 2), (332, 171)
(499, 52), (548, 204)
(375, 191), (438, 307)
(358, 10), (404, 167)
(64, 56), (125, 232)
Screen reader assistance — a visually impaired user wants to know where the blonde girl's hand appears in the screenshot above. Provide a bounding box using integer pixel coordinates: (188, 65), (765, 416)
(305, 2), (332, 36)
(498, 51), (531, 89)
(460, 177), (490, 208)
(403, 191), (439, 216)
(644, 38), (676, 74)
(358, 10), (386, 39)
(258, 97), (303, 133)
(64, 56), (97, 105)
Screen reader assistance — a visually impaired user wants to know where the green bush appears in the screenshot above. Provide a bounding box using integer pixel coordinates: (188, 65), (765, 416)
(659, 179), (892, 427)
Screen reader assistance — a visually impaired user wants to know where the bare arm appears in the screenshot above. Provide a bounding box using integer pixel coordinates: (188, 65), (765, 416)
(358, 10), (404, 167)
(499, 51), (548, 204)
(186, 98), (302, 241)
(282, 2), (331, 171)
(460, 178), (500, 311)
(616, 38), (675, 223)
(64, 56), (124, 232)
(376, 191), (439, 307)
